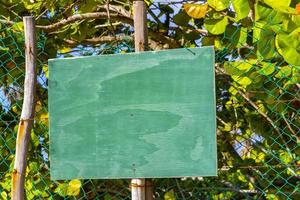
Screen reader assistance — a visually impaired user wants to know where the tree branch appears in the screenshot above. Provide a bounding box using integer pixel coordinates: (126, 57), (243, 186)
(63, 35), (167, 50)
(98, 4), (132, 18)
(0, 17), (14, 25)
(36, 12), (133, 32)
(63, 35), (131, 46)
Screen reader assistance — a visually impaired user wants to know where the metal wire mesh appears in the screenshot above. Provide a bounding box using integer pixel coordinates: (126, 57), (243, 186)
(1, 2), (300, 199)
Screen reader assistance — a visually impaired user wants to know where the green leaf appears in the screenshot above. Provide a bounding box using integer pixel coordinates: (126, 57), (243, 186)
(54, 183), (68, 197)
(224, 26), (248, 49)
(12, 22), (24, 32)
(257, 25), (279, 59)
(208, 0), (230, 11)
(273, 6), (296, 14)
(289, 67), (300, 84)
(185, 31), (201, 40)
(283, 15), (300, 32)
(224, 60), (254, 76)
(104, 194), (114, 200)
(262, 0), (291, 8)
(78, 0), (98, 12)
(275, 28), (300, 66)
(253, 21), (265, 43)
(164, 189), (176, 200)
(1, 191), (7, 200)
(275, 66), (292, 78)
(232, 0), (250, 20)
(233, 76), (252, 86)
(22, 0), (43, 11)
(31, 131), (39, 147)
(0, 46), (9, 52)
(202, 36), (215, 46)
(261, 0), (296, 15)
(258, 62), (275, 75)
(224, 62), (243, 76)
(173, 11), (190, 26)
(278, 150), (293, 164)
(249, 71), (264, 85)
(204, 16), (228, 35)
(214, 38), (225, 50)
(255, 2), (283, 24)
(29, 162), (39, 173)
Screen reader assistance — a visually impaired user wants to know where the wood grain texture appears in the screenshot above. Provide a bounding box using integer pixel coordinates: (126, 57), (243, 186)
(133, 0), (148, 52)
(12, 16), (37, 200)
(49, 47), (217, 180)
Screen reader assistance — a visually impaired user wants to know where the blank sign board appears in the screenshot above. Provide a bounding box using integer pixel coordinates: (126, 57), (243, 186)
(49, 47), (217, 180)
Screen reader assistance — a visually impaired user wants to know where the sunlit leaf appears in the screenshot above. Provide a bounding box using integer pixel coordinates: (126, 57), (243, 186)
(208, 0), (230, 11)
(183, 3), (208, 19)
(31, 131), (39, 147)
(67, 179), (81, 196)
(0, 46), (9, 51)
(59, 47), (72, 54)
(258, 63), (275, 75)
(275, 66), (292, 78)
(232, 76), (252, 86)
(42, 65), (49, 78)
(275, 28), (300, 66)
(279, 150), (293, 164)
(0, 191), (7, 200)
(39, 113), (49, 126)
(262, 0), (291, 8)
(255, 2), (283, 23)
(204, 16), (228, 35)
(54, 183), (68, 197)
(12, 22), (24, 32)
(232, 0), (250, 20)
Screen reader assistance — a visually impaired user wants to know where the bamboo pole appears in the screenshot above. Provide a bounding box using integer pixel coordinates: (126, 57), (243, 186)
(131, 1), (154, 200)
(11, 16), (37, 200)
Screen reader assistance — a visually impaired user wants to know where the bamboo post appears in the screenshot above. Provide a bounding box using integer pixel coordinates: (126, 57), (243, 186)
(131, 1), (154, 200)
(11, 16), (37, 200)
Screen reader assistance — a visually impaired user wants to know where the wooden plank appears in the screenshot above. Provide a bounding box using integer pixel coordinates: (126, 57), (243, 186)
(49, 47), (217, 180)
(12, 16), (37, 200)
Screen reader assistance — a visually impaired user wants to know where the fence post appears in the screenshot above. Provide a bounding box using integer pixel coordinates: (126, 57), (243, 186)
(11, 16), (37, 200)
(131, 1), (154, 200)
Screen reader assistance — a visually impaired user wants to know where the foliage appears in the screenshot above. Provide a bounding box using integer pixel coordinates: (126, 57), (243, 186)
(0, 0), (299, 199)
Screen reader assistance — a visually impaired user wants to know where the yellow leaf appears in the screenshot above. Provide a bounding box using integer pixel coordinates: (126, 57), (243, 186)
(184, 3), (208, 19)
(164, 189), (176, 200)
(59, 47), (71, 54)
(43, 65), (49, 78)
(37, 112), (48, 126)
(67, 179), (81, 196)
(12, 22), (24, 32)
(35, 101), (43, 113)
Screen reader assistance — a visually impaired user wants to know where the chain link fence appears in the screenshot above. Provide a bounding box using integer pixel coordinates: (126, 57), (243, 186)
(1, 7), (300, 200)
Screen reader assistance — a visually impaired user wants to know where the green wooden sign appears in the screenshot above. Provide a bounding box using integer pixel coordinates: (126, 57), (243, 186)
(49, 47), (217, 180)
